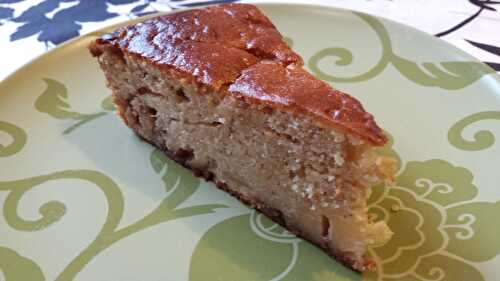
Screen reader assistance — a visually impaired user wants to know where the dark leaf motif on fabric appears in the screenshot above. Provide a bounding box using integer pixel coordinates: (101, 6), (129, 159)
(469, 0), (500, 10)
(467, 40), (500, 56)
(129, 0), (159, 15)
(0, 0), (24, 3)
(130, 3), (149, 13)
(3, 0), (226, 43)
(9, 0), (138, 45)
(467, 40), (500, 71)
(0, 7), (13, 20)
(485, 62), (500, 71)
(435, 0), (500, 37)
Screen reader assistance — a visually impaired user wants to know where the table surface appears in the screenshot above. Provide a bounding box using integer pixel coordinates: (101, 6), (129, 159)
(0, 0), (499, 81)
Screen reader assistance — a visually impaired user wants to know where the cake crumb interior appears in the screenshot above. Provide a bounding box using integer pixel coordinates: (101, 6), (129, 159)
(93, 41), (393, 271)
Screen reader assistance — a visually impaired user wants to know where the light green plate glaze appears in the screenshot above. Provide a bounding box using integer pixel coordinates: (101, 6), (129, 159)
(1, 4), (500, 281)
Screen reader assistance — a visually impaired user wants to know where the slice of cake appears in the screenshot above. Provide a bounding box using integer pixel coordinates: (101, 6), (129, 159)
(89, 3), (394, 271)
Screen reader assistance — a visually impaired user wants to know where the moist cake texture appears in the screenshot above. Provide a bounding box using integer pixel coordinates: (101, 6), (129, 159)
(89, 3), (394, 271)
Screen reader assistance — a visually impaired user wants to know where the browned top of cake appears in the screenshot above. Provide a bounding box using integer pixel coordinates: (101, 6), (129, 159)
(229, 61), (386, 144)
(91, 3), (387, 145)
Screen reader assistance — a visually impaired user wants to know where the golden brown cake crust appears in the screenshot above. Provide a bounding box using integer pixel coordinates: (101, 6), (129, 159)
(91, 3), (301, 90)
(229, 61), (387, 145)
(90, 3), (387, 145)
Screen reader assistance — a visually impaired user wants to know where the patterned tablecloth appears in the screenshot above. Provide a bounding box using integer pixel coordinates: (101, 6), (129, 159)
(0, 0), (499, 80)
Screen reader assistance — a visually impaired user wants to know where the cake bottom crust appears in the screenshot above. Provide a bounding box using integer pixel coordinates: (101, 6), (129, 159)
(138, 135), (373, 272)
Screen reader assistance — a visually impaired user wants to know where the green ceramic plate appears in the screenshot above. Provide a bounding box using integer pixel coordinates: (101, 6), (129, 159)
(1, 3), (500, 281)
